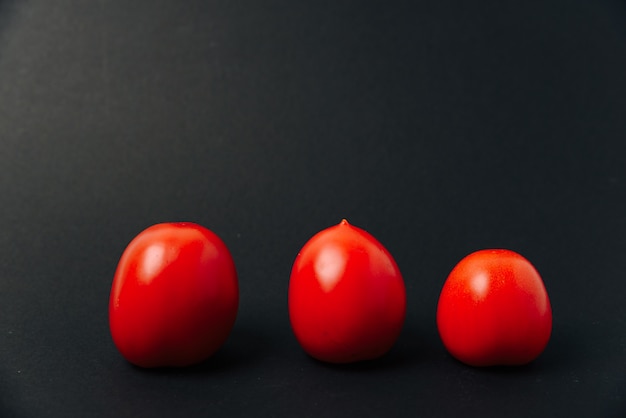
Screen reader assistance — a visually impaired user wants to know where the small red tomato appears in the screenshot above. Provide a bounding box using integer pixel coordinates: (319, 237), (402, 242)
(436, 249), (552, 367)
(109, 222), (238, 368)
(288, 219), (406, 363)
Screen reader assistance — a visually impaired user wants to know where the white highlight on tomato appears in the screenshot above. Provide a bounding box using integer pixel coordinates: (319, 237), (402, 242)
(470, 271), (490, 300)
(140, 243), (167, 284)
(314, 244), (346, 292)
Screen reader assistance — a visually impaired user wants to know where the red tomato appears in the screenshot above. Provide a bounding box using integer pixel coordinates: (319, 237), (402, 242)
(288, 219), (406, 363)
(436, 249), (552, 367)
(109, 222), (238, 368)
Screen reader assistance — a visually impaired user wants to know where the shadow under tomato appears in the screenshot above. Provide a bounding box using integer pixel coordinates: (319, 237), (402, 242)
(133, 323), (273, 375)
(307, 323), (443, 372)
(441, 326), (578, 375)
(466, 360), (539, 375)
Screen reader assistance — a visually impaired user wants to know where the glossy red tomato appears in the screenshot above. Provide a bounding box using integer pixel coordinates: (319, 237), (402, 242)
(288, 219), (406, 363)
(436, 249), (552, 367)
(109, 222), (238, 368)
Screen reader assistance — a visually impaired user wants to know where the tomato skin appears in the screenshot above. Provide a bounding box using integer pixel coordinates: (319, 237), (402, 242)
(288, 220), (406, 363)
(436, 249), (552, 367)
(109, 223), (238, 368)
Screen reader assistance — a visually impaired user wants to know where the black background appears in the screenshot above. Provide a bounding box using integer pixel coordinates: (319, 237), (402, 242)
(1, 0), (625, 416)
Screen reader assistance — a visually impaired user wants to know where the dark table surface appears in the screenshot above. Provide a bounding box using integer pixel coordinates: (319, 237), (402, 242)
(1, 0), (625, 416)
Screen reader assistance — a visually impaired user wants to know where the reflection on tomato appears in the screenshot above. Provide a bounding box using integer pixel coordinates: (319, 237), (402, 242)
(436, 249), (552, 367)
(109, 222), (238, 368)
(288, 220), (406, 363)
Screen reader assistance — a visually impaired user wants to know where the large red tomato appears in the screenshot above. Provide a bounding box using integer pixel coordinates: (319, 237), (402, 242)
(436, 249), (552, 367)
(288, 219), (406, 363)
(109, 222), (238, 368)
